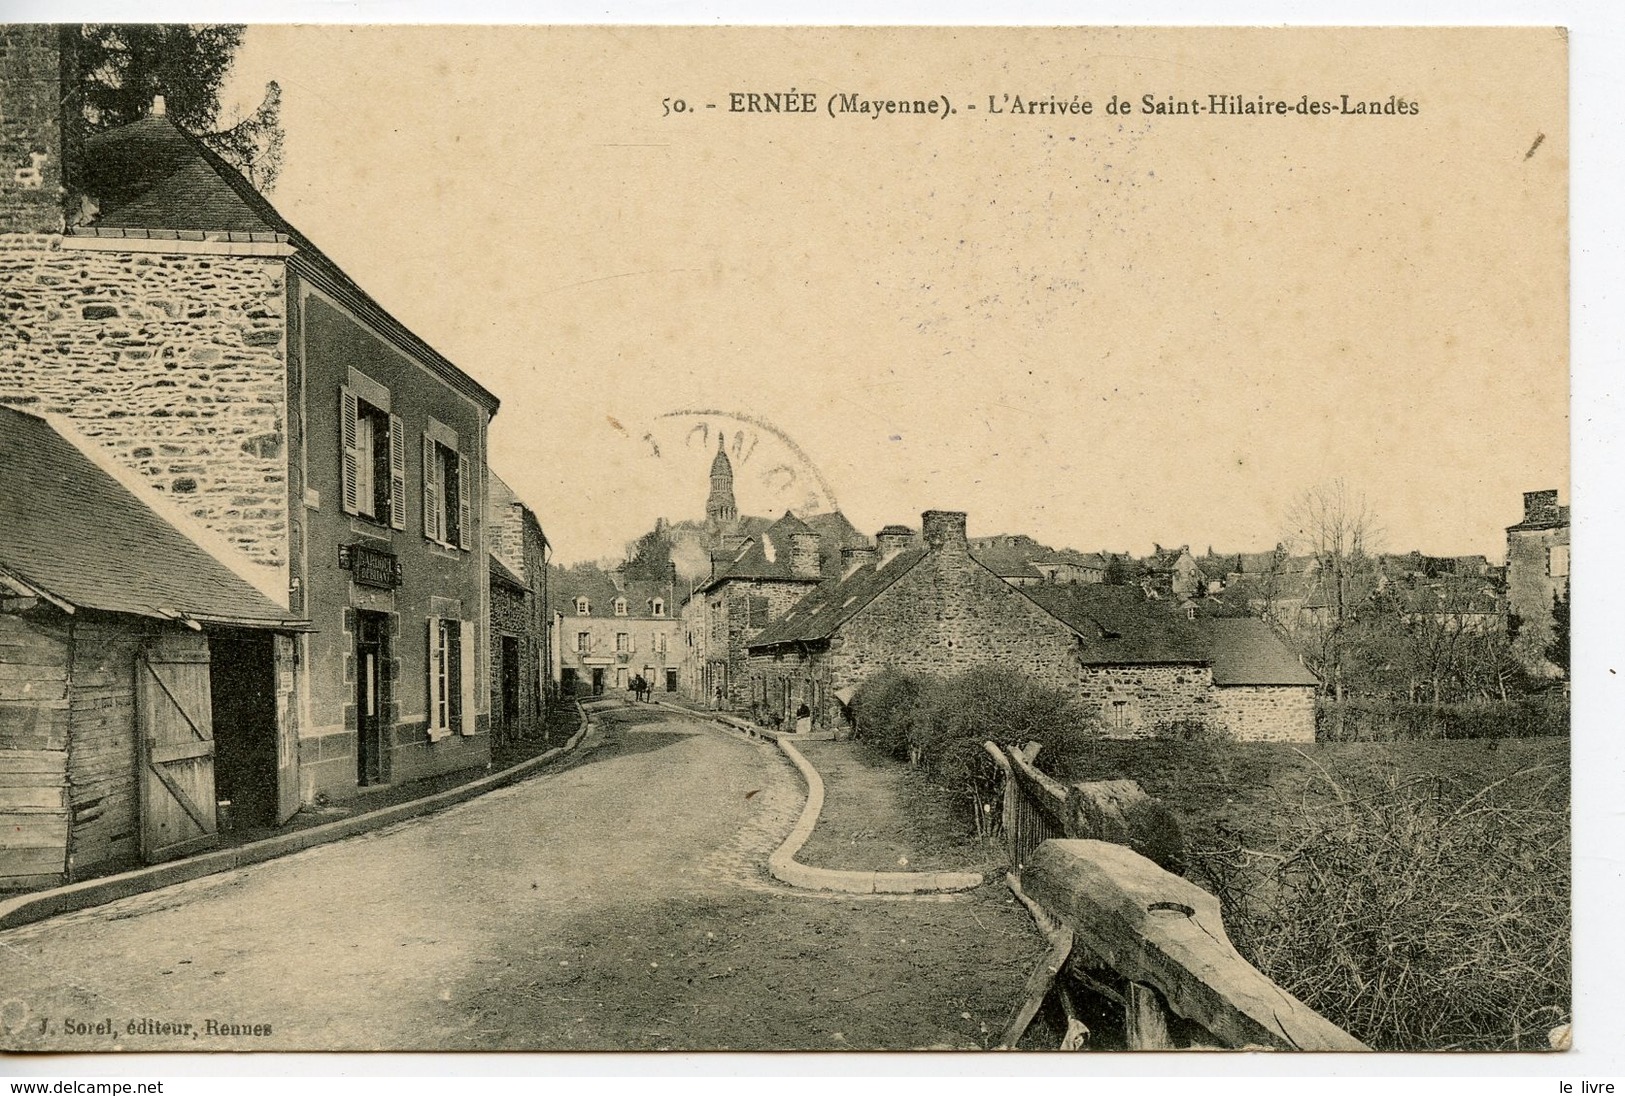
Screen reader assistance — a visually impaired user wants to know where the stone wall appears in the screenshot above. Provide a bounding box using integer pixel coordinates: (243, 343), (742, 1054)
(1077, 663), (1217, 738)
(825, 546), (1082, 690)
(1211, 684), (1317, 743)
(714, 578), (818, 707)
(0, 237), (289, 574)
(489, 577), (541, 743)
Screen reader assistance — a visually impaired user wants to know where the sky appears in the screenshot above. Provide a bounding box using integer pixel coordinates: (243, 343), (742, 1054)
(218, 25), (1568, 564)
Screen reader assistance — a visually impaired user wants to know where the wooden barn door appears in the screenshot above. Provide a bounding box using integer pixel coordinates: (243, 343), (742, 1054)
(137, 633), (220, 863)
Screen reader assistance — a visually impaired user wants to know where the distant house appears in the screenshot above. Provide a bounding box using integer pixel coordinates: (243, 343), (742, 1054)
(1505, 488), (1569, 675)
(552, 567), (681, 698)
(1196, 619), (1320, 742)
(1144, 545), (1201, 598)
(0, 406), (306, 890)
(969, 537), (1107, 587)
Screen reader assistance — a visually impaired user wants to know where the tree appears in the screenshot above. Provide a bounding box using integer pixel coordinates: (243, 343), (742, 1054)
(1545, 579), (1570, 677)
(1285, 480), (1381, 700)
(73, 24), (284, 190)
(623, 522), (675, 582)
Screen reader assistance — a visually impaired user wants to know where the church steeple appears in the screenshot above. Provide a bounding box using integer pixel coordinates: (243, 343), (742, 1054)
(706, 432), (738, 523)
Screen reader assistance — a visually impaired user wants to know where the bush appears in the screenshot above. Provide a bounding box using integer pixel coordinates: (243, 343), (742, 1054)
(1317, 697), (1569, 742)
(850, 664), (1100, 838)
(1193, 761), (1570, 1050)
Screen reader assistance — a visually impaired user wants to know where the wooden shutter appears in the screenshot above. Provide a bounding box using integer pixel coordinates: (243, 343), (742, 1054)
(426, 616), (446, 740)
(340, 386), (360, 515)
(457, 452), (473, 551)
(388, 413), (407, 530)
(136, 634), (219, 863)
(459, 619), (477, 735)
(422, 435), (441, 544)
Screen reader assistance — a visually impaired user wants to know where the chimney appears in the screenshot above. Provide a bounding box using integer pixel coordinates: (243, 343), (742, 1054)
(0, 26), (79, 234)
(875, 524), (915, 558)
(151, 94), (167, 117)
(921, 510), (968, 552)
(790, 531), (821, 579)
(841, 544), (878, 574)
(1523, 489), (1559, 525)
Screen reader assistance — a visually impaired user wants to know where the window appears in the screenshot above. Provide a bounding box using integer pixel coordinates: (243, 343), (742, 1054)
(616, 632), (630, 653)
(1548, 545), (1570, 578)
(575, 597), (591, 615)
(340, 382), (404, 528)
(748, 596), (771, 628)
(614, 597), (628, 616)
(651, 598), (665, 617)
(666, 668), (678, 693)
(423, 422), (470, 550)
(654, 631), (667, 656)
(576, 631), (589, 653)
(1110, 699), (1131, 731)
(427, 616), (475, 739)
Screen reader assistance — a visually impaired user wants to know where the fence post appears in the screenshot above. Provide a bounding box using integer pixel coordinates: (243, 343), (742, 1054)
(983, 741), (1016, 857)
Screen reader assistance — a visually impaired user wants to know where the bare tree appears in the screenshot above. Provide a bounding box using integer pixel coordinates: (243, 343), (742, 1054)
(1285, 480), (1381, 700)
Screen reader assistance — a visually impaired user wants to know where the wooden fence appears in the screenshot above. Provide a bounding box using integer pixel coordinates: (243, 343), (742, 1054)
(983, 740), (1366, 1053)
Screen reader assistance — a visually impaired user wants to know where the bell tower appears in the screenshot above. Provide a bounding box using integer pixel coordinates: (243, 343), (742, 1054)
(706, 432), (737, 524)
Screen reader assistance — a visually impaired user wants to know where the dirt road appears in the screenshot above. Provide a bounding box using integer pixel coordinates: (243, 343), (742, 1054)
(0, 707), (1043, 1051)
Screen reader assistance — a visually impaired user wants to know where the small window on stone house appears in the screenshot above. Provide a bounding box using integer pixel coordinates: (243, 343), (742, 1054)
(1548, 545), (1569, 578)
(614, 597), (628, 616)
(576, 631), (589, 652)
(651, 598), (665, 617)
(1110, 699), (1131, 731)
(748, 596), (771, 628)
(616, 632), (630, 653)
(576, 597), (591, 615)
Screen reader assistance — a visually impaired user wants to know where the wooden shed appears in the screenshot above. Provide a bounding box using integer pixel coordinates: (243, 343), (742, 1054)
(0, 407), (306, 891)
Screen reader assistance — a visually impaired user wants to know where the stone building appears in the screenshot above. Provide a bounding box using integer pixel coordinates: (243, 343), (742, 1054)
(551, 567), (682, 698)
(0, 405), (305, 890)
(1505, 488), (1569, 676)
(0, 28), (502, 808)
(488, 473), (551, 746)
(744, 510), (1318, 741)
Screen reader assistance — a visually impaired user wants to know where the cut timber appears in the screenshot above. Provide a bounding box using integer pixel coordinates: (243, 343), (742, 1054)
(997, 925), (1074, 1050)
(1023, 839), (1368, 1051)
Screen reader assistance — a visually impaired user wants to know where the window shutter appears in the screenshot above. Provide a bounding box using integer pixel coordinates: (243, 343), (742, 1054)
(426, 616), (445, 740)
(422, 435), (441, 544)
(388, 413), (407, 530)
(459, 619), (477, 735)
(340, 386), (360, 515)
(457, 452), (473, 551)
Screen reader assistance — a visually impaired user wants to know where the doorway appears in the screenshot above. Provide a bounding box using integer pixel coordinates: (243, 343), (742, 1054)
(500, 635), (521, 734)
(356, 610), (389, 786)
(209, 630), (279, 831)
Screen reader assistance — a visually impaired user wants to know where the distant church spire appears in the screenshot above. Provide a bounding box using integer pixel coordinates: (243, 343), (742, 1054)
(706, 432), (738, 523)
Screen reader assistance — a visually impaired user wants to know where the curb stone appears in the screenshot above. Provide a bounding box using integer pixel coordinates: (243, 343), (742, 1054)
(0, 706), (596, 932)
(768, 736), (985, 896)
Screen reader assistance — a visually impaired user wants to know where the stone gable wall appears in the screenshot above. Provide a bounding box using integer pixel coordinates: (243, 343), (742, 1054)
(1210, 684), (1317, 742)
(0, 238), (289, 574)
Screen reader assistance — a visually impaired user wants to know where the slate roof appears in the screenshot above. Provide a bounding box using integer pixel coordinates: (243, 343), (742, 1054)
(970, 545), (1045, 580)
(746, 547), (930, 648)
(549, 565), (675, 621)
(490, 553), (528, 592)
(1197, 618), (1321, 686)
(75, 116), (498, 412)
(0, 406), (300, 627)
(1018, 585), (1211, 664)
(700, 511), (825, 591)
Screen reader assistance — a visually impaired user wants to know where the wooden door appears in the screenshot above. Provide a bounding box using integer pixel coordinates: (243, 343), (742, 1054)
(137, 633), (219, 863)
(274, 634), (300, 824)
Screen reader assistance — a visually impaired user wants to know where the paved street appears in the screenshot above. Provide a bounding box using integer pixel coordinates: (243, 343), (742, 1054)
(0, 708), (1042, 1051)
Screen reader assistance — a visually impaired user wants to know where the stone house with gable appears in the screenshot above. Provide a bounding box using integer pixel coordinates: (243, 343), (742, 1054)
(1, 28), (501, 808)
